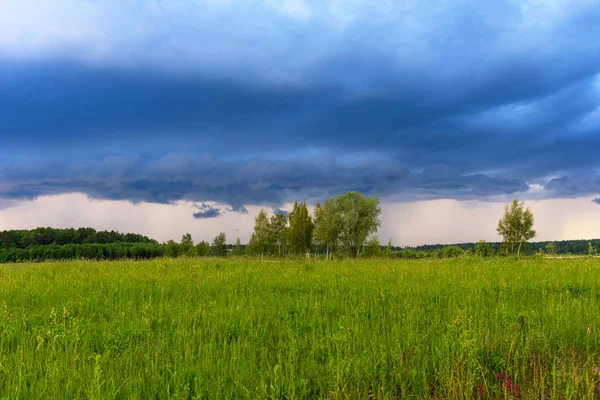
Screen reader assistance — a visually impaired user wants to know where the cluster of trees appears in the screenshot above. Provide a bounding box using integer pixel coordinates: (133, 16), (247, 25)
(163, 232), (234, 258)
(245, 191), (381, 258)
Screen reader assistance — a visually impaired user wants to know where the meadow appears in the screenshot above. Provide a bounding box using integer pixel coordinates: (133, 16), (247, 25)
(1, 257), (600, 399)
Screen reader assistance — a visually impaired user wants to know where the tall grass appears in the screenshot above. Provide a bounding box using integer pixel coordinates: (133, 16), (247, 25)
(1, 257), (600, 398)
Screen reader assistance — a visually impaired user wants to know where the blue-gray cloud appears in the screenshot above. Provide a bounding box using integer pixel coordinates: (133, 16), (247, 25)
(192, 203), (222, 219)
(1, 0), (600, 213)
(593, 198), (600, 205)
(0, 155), (530, 216)
(274, 209), (289, 217)
(230, 205), (249, 215)
(191, 203), (249, 219)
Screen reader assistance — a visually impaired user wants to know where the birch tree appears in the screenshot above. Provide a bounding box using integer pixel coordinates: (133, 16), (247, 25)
(497, 199), (536, 256)
(313, 199), (341, 260)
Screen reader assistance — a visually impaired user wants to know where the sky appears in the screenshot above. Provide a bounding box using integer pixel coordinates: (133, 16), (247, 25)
(1, 0), (600, 246)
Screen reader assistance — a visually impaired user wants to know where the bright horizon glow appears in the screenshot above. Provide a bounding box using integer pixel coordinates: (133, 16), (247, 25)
(2, 194), (600, 247)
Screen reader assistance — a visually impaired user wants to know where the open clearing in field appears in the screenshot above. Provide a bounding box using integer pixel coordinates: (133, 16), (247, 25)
(1, 258), (600, 399)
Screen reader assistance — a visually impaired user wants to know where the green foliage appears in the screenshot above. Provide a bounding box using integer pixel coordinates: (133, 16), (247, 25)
(361, 236), (382, 258)
(244, 233), (259, 257)
(439, 245), (463, 258)
(497, 199), (536, 256)
(588, 242), (596, 256)
(312, 202), (324, 251)
(211, 233), (228, 257)
(536, 248), (545, 258)
(0, 227), (155, 249)
(396, 247), (430, 259)
(232, 237), (243, 256)
(180, 233), (193, 247)
(0, 242), (165, 262)
(475, 240), (493, 258)
(545, 242), (556, 255)
(1, 258), (599, 398)
(165, 240), (180, 258)
(251, 209), (272, 257)
(269, 213), (288, 256)
(195, 240), (211, 257)
(321, 191), (381, 258)
(412, 239), (600, 256)
(385, 238), (393, 258)
(313, 200), (342, 260)
(287, 201), (314, 256)
(179, 233), (197, 257)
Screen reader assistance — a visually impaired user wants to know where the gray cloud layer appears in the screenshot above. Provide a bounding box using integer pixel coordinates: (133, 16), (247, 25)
(0, 154), (532, 216)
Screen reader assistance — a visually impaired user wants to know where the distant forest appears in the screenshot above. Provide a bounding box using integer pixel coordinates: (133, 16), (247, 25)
(410, 240), (600, 257)
(0, 228), (163, 263)
(0, 226), (599, 263)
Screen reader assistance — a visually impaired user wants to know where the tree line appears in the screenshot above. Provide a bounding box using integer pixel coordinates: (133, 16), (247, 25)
(0, 195), (598, 263)
(0, 227), (155, 249)
(0, 243), (164, 263)
(0, 227), (163, 263)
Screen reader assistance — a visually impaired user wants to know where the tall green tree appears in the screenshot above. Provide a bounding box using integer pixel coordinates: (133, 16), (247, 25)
(269, 213), (288, 256)
(251, 209), (272, 257)
(313, 202), (324, 254)
(245, 233), (259, 256)
(165, 240), (180, 258)
(385, 238), (393, 258)
(497, 199), (536, 256)
(179, 233), (197, 257)
(211, 233), (228, 257)
(232, 237), (243, 256)
(195, 240), (211, 256)
(545, 242), (556, 256)
(287, 201), (314, 257)
(333, 191), (381, 257)
(313, 199), (342, 260)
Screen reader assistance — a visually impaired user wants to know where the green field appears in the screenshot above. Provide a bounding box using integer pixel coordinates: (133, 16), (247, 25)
(1, 258), (600, 399)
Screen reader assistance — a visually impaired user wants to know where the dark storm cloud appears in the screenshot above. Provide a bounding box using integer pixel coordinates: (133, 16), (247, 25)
(0, 155), (531, 219)
(0, 156), (411, 208)
(2, 0), (600, 212)
(546, 174), (600, 198)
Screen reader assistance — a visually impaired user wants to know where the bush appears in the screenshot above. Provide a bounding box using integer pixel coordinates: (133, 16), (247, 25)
(440, 246), (463, 258)
(475, 240), (493, 258)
